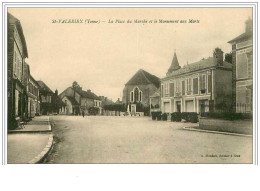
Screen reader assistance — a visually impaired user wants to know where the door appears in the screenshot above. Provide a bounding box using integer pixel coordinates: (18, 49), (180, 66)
(176, 101), (181, 112)
(164, 102), (170, 113)
(185, 100), (194, 112)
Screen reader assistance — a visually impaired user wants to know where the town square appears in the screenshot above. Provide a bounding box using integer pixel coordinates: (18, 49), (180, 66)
(5, 7), (253, 164)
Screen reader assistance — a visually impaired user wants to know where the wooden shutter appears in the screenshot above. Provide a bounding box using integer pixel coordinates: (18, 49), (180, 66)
(193, 78), (198, 94)
(170, 83), (174, 97)
(161, 85), (164, 98)
(208, 74), (212, 93)
(182, 81), (185, 95)
(199, 75), (203, 91)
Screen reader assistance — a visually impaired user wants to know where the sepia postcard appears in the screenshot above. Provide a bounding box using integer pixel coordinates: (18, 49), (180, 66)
(2, 3), (257, 165)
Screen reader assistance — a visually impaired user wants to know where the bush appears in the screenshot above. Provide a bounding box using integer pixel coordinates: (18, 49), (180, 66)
(157, 115), (162, 121)
(151, 111), (161, 120)
(171, 112), (182, 122)
(181, 112), (198, 123)
(161, 113), (168, 121)
(88, 107), (99, 115)
(201, 112), (252, 121)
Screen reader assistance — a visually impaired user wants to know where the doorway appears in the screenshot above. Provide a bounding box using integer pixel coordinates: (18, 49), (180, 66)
(176, 101), (181, 112)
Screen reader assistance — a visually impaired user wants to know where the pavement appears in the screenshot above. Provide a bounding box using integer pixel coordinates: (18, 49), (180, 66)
(45, 115), (252, 164)
(7, 116), (53, 164)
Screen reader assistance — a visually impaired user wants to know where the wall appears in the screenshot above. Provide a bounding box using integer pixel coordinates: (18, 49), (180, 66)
(214, 69), (232, 111)
(62, 97), (73, 114)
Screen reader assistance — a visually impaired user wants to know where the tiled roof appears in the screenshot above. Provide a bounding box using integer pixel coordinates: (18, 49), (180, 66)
(126, 69), (160, 88)
(228, 32), (252, 43)
(72, 87), (101, 100)
(165, 57), (231, 78)
(8, 13), (28, 58)
(37, 80), (54, 94)
(65, 96), (79, 106)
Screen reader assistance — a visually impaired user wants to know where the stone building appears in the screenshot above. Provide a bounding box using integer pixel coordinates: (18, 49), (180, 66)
(60, 95), (79, 115)
(59, 82), (102, 115)
(7, 13), (28, 129)
(160, 49), (232, 114)
(122, 69), (160, 115)
(228, 18), (253, 113)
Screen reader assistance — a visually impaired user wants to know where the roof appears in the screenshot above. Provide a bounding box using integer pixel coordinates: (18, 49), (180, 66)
(37, 80), (54, 94)
(150, 91), (160, 98)
(53, 94), (66, 106)
(64, 96), (79, 106)
(164, 57), (232, 78)
(99, 96), (114, 105)
(125, 69), (160, 88)
(168, 52), (181, 73)
(73, 87), (101, 100)
(228, 32), (253, 44)
(8, 13), (28, 58)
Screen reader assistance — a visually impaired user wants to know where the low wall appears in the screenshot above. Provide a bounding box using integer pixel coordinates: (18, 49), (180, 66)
(199, 117), (253, 135)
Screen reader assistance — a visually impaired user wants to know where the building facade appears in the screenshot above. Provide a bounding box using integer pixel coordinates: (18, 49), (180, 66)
(122, 69), (160, 115)
(61, 95), (79, 115)
(161, 49), (232, 114)
(27, 74), (40, 118)
(228, 18), (253, 113)
(59, 83), (102, 115)
(7, 13), (28, 129)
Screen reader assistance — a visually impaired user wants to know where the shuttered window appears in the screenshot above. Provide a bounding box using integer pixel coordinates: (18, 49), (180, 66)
(208, 74), (212, 93)
(193, 78), (198, 94)
(169, 83), (174, 97)
(161, 85), (164, 98)
(182, 81), (185, 95)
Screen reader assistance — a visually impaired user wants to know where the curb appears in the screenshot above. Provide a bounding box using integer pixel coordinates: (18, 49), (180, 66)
(27, 117), (53, 164)
(183, 126), (252, 137)
(27, 133), (53, 164)
(8, 117), (52, 134)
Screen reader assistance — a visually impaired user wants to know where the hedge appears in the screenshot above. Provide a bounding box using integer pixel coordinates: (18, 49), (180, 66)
(161, 113), (168, 121)
(181, 112), (198, 123)
(151, 111), (161, 120)
(201, 112), (252, 121)
(171, 112), (182, 122)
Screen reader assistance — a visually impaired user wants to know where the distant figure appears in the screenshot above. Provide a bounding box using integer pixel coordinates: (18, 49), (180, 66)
(82, 110), (85, 118)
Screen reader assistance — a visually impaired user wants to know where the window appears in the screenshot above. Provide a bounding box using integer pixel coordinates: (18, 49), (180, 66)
(193, 78), (198, 94)
(131, 92), (134, 102)
(187, 78), (192, 92)
(139, 91), (142, 101)
(169, 83), (174, 97)
(208, 74), (212, 93)
(134, 88), (139, 102)
(176, 80), (180, 92)
(182, 81), (185, 95)
(161, 85), (164, 98)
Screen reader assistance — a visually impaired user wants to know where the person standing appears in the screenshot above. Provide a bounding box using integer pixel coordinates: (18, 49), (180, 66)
(82, 110), (85, 118)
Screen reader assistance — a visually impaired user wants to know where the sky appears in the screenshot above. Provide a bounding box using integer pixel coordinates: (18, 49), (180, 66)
(8, 8), (252, 101)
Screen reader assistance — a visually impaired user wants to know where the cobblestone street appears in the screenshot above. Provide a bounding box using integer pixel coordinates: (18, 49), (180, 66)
(44, 116), (252, 164)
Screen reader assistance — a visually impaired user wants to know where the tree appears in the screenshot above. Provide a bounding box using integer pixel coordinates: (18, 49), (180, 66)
(225, 52), (232, 64)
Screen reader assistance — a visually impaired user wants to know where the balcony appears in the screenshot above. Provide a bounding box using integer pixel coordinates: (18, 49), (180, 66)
(200, 89), (207, 94)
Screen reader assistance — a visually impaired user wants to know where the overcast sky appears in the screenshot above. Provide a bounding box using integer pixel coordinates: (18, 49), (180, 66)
(9, 8), (252, 101)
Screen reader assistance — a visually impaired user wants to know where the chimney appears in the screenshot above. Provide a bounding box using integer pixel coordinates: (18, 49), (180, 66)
(55, 89), (58, 96)
(245, 17), (253, 33)
(213, 48), (223, 66)
(87, 89), (91, 93)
